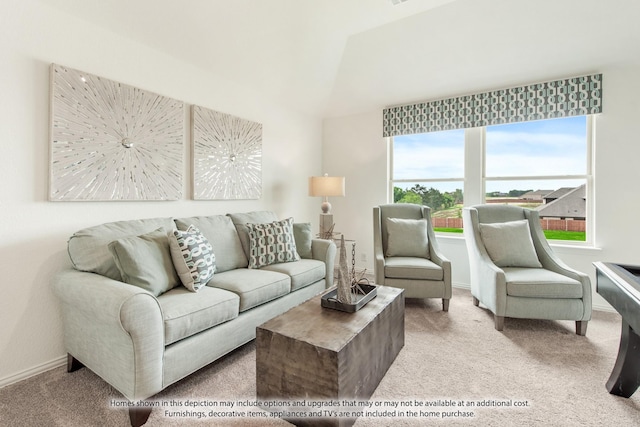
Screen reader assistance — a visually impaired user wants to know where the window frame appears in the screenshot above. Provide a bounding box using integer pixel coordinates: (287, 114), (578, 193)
(388, 129), (465, 205)
(388, 115), (595, 245)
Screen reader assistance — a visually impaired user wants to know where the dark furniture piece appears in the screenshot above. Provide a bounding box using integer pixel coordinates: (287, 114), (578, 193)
(256, 285), (405, 427)
(594, 261), (640, 397)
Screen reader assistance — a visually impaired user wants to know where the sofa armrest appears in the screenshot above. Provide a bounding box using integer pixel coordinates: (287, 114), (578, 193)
(52, 268), (165, 401)
(311, 239), (336, 287)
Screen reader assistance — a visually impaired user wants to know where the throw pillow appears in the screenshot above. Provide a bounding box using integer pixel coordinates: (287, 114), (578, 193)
(247, 217), (300, 269)
(175, 215), (248, 272)
(108, 228), (180, 296)
(227, 211), (279, 259)
(479, 219), (542, 268)
(293, 222), (313, 259)
(385, 217), (430, 259)
(168, 225), (216, 292)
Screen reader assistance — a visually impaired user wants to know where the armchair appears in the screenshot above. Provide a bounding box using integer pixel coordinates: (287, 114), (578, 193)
(373, 204), (452, 311)
(463, 204), (592, 335)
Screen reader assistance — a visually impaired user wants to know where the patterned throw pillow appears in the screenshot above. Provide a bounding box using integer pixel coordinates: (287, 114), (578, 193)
(247, 217), (300, 269)
(169, 225), (216, 292)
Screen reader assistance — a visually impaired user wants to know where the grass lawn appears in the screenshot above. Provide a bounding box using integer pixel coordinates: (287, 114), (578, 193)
(543, 230), (586, 241)
(435, 227), (463, 233)
(435, 228), (585, 241)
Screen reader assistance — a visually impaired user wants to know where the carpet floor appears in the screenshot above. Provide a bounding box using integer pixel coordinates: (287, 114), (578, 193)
(1, 287), (639, 426)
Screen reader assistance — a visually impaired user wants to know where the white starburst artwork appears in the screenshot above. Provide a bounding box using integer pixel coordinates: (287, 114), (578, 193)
(192, 105), (262, 200)
(49, 64), (184, 201)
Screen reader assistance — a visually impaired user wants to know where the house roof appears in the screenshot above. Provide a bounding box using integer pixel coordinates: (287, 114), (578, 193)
(521, 190), (554, 198)
(43, 0), (640, 118)
(543, 187), (575, 200)
(536, 185), (586, 219)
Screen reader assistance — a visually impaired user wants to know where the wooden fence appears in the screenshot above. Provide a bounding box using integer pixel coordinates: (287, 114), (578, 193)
(432, 217), (585, 232)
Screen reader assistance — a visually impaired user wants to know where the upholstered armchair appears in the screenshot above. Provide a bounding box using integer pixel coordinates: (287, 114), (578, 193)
(463, 204), (592, 335)
(373, 204), (452, 311)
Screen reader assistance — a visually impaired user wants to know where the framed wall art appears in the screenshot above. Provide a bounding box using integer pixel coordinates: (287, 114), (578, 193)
(49, 64), (184, 201)
(192, 105), (262, 200)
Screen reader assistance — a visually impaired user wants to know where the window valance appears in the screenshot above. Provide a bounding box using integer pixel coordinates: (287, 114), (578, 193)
(382, 74), (602, 137)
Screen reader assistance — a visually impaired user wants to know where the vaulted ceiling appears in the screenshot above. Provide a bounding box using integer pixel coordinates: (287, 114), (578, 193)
(45, 0), (640, 118)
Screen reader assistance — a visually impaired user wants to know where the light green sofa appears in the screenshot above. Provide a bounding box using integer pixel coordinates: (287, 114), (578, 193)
(52, 211), (336, 426)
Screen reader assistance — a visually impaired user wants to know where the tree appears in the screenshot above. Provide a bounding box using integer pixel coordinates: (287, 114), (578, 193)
(393, 187), (406, 203)
(397, 191), (422, 204)
(394, 186), (463, 211)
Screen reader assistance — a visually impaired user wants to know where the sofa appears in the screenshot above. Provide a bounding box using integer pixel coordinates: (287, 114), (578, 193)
(52, 211), (336, 426)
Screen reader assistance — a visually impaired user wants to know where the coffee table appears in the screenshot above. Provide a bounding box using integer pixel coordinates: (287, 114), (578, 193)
(256, 285), (404, 427)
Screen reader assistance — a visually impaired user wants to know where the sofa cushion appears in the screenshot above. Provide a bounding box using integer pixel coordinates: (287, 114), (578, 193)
(246, 217), (300, 269)
(168, 225), (216, 292)
(108, 228), (180, 296)
(158, 286), (240, 345)
(385, 217), (430, 259)
(384, 256), (444, 281)
(68, 217), (176, 281)
(293, 222), (313, 259)
(228, 211), (279, 258)
(479, 220), (542, 268)
(207, 269), (291, 312)
(504, 267), (583, 298)
(174, 215), (247, 272)
(261, 259), (325, 291)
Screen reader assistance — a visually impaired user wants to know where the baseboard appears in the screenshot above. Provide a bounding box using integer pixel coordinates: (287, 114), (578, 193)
(0, 355), (66, 389)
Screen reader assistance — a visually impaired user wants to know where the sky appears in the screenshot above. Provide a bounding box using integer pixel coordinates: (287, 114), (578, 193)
(393, 116), (587, 194)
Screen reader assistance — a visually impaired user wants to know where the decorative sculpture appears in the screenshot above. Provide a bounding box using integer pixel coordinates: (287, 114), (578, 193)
(336, 235), (353, 304)
(322, 237), (376, 312)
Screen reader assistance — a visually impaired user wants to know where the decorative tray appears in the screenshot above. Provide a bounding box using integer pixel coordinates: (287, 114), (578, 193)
(321, 284), (377, 313)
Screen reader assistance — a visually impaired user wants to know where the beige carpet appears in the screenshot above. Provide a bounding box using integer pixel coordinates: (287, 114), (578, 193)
(1, 287), (639, 427)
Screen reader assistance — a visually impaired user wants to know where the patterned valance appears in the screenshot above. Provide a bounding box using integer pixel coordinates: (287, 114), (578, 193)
(382, 74), (603, 137)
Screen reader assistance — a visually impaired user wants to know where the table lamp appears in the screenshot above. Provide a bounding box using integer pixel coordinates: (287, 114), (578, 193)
(309, 173), (345, 238)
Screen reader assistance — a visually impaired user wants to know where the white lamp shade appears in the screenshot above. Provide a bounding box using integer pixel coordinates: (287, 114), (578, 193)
(308, 176), (345, 197)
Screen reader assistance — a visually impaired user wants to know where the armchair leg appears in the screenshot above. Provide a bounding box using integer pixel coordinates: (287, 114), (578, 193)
(576, 320), (588, 336)
(129, 406), (152, 427)
(472, 296), (479, 307)
(494, 315), (505, 331)
(442, 299), (450, 312)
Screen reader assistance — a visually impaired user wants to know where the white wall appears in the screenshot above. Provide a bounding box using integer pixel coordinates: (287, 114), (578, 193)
(323, 63), (640, 312)
(0, 0), (322, 385)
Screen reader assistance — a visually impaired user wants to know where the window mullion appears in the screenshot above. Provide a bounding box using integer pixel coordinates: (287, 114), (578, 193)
(464, 127), (484, 207)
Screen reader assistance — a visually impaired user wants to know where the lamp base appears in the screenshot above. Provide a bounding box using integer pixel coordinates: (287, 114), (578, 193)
(319, 213), (334, 239)
(321, 200), (332, 214)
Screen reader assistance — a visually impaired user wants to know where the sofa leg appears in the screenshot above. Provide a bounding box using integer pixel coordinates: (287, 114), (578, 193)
(576, 320), (588, 336)
(129, 406), (152, 427)
(472, 296), (479, 307)
(442, 299), (450, 312)
(494, 315), (505, 331)
(67, 354), (84, 373)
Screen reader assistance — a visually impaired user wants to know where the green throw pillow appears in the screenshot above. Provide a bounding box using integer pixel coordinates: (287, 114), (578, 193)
(385, 217), (430, 259)
(293, 222), (313, 259)
(479, 219), (542, 268)
(168, 225), (216, 292)
(108, 228), (180, 296)
(247, 217), (300, 269)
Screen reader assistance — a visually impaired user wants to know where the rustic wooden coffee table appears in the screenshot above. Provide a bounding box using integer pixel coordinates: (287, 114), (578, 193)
(256, 285), (405, 427)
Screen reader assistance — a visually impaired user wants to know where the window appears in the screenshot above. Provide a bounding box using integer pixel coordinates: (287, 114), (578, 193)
(485, 116), (590, 242)
(390, 116), (593, 242)
(391, 129), (465, 233)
